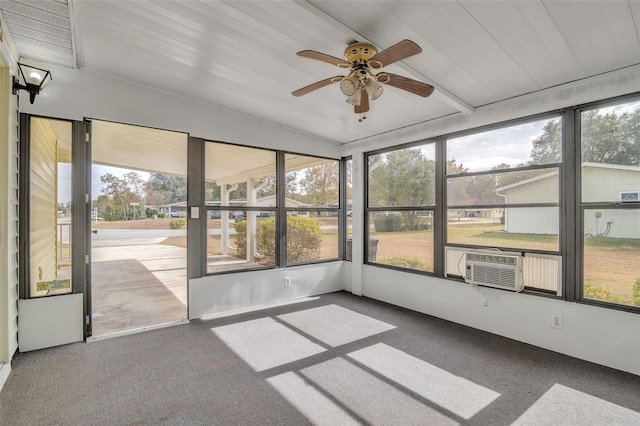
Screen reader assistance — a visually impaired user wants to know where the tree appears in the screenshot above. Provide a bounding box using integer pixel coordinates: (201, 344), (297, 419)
(146, 173), (187, 203)
(445, 160), (469, 207)
(369, 148), (435, 230)
(123, 171), (146, 217)
(531, 112), (640, 166)
(100, 173), (131, 220)
(582, 109), (640, 165)
(298, 163), (339, 205)
(530, 119), (562, 164)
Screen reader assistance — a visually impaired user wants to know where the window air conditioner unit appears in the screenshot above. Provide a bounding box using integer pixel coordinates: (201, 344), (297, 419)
(465, 251), (523, 291)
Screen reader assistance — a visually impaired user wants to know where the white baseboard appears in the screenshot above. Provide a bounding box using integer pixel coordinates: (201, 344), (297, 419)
(87, 318), (190, 342)
(0, 362), (11, 393)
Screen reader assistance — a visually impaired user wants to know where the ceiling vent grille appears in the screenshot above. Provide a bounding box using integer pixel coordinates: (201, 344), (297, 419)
(0, 0), (75, 68)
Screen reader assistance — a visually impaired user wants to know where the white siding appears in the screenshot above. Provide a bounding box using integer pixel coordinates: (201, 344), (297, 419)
(500, 166), (640, 237)
(499, 174), (559, 235)
(584, 209), (640, 239)
(29, 119), (59, 295)
(582, 164), (640, 203)
(504, 206), (558, 235)
(0, 65), (19, 367)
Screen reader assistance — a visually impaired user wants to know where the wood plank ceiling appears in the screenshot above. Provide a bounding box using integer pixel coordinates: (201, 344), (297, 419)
(2, 1), (640, 144)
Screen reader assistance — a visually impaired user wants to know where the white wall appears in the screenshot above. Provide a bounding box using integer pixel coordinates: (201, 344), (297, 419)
(342, 261), (353, 293)
(17, 294), (84, 352)
(362, 265), (640, 375)
(189, 261), (343, 319)
(20, 65), (341, 158)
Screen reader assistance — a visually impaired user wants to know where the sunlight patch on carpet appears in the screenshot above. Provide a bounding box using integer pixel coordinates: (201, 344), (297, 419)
(300, 357), (458, 425)
(278, 304), (395, 347)
(348, 343), (500, 420)
(267, 371), (360, 426)
(513, 383), (640, 425)
(212, 317), (325, 371)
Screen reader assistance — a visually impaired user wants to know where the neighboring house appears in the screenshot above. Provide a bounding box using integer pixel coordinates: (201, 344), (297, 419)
(158, 202), (187, 217)
(447, 208), (503, 221)
(325, 198), (353, 209)
(253, 195), (309, 209)
(496, 163), (640, 238)
(203, 195), (308, 209)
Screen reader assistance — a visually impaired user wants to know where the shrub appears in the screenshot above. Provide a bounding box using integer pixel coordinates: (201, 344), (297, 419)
(377, 256), (433, 272)
(234, 220), (248, 258)
(286, 216), (322, 263)
(168, 218), (186, 229)
(255, 218), (276, 261)
(235, 216), (321, 263)
(634, 278), (640, 307)
(374, 214), (403, 232)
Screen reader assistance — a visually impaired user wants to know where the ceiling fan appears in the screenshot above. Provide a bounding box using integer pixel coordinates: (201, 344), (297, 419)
(292, 39), (434, 121)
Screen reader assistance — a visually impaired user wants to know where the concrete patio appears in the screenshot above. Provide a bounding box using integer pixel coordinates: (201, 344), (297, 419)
(91, 231), (187, 337)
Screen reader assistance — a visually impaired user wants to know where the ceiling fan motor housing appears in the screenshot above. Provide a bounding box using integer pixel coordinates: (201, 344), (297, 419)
(344, 42), (378, 63)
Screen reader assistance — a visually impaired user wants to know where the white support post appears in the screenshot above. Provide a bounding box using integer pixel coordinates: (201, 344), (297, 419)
(247, 178), (256, 263)
(351, 154), (364, 296)
(221, 184), (229, 255)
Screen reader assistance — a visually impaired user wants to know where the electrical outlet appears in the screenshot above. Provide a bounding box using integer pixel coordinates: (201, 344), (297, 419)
(284, 277), (291, 287)
(552, 314), (562, 329)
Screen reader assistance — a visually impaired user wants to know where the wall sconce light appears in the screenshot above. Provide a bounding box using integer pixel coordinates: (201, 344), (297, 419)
(12, 63), (52, 104)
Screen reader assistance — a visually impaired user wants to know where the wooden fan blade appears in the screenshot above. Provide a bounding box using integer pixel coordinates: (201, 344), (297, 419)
(369, 39), (422, 69)
(378, 73), (434, 97)
(354, 90), (369, 114)
(297, 50), (350, 67)
(292, 76), (343, 97)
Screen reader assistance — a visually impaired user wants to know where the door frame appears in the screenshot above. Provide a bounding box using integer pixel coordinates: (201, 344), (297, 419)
(86, 118), (190, 338)
(18, 114), (91, 344)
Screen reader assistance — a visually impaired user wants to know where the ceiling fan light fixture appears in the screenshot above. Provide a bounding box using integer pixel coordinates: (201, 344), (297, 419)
(346, 90), (361, 106)
(365, 78), (384, 100)
(340, 75), (359, 96)
(293, 39), (434, 119)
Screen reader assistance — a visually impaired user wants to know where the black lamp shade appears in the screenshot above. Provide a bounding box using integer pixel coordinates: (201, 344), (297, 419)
(13, 63), (52, 104)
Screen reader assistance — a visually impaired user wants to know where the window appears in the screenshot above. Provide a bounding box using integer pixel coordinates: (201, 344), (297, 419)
(620, 192), (639, 202)
(446, 116), (562, 254)
(581, 99), (640, 308)
(26, 118), (74, 297)
(284, 154), (340, 265)
(366, 143), (436, 272)
(204, 142), (277, 273)
(203, 147), (342, 272)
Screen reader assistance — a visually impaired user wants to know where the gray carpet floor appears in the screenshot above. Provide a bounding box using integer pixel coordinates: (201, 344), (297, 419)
(1, 291), (639, 425)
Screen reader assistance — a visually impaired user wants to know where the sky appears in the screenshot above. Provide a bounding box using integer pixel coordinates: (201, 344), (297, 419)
(446, 117), (556, 172)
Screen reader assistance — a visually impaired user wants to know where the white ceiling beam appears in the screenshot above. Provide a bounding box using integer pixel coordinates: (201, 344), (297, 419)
(293, 0), (475, 115)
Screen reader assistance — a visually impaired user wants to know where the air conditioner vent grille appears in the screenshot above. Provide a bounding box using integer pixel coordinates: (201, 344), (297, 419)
(468, 264), (517, 289)
(465, 251), (523, 291)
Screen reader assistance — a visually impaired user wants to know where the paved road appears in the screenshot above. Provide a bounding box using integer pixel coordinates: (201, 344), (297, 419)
(91, 229), (186, 247)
